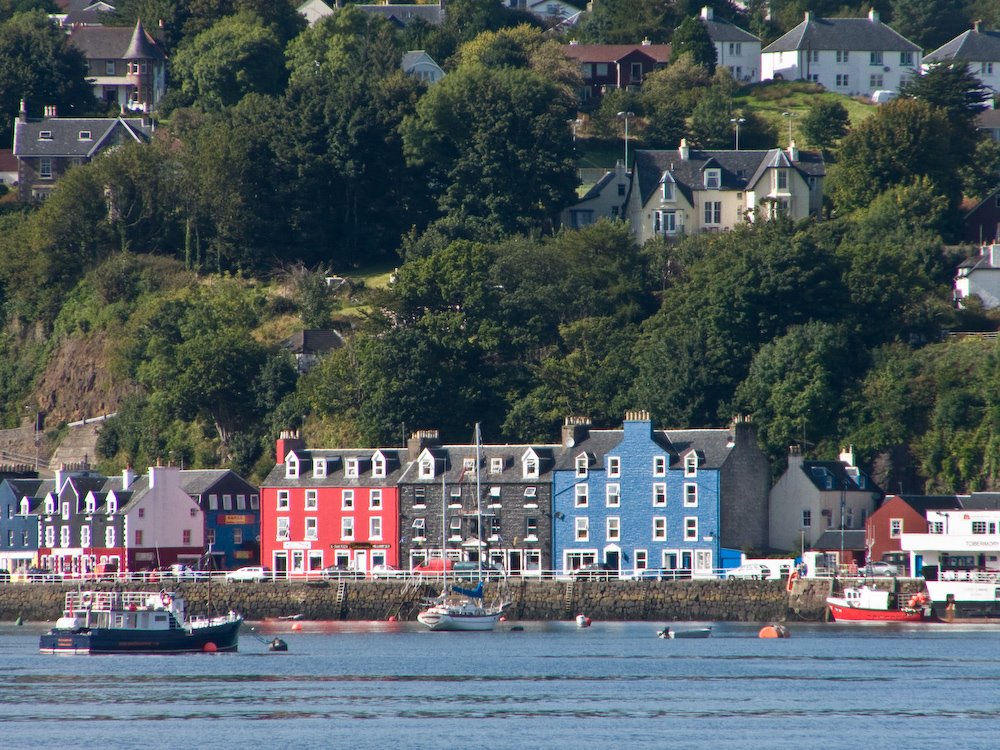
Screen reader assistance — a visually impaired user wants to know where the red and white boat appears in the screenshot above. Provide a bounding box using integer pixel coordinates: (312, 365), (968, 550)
(826, 585), (933, 622)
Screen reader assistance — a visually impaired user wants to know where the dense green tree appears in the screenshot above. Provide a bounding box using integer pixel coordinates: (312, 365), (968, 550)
(899, 62), (990, 162)
(689, 87), (732, 148)
(671, 16), (717, 74)
(642, 103), (687, 149)
(887, 0), (969, 52)
(0, 0), (56, 21)
(800, 98), (850, 151)
(402, 64), (577, 236)
(829, 99), (956, 215)
(170, 12), (286, 109)
(0, 11), (96, 147)
(577, 0), (674, 44)
(640, 54), (713, 118)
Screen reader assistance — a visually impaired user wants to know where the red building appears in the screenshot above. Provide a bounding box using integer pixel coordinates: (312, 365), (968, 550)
(563, 42), (672, 101)
(260, 433), (404, 577)
(866, 495), (962, 573)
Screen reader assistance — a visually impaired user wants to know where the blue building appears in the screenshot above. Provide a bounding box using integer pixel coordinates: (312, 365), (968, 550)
(177, 470), (260, 570)
(0, 475), (52, 574)
(552, 412), (769, 577)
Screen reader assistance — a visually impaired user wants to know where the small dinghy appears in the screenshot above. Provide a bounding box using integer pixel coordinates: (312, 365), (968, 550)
(657, 626), (712, 639)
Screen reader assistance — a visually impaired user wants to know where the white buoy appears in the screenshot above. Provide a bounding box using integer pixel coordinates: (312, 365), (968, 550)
(576, 614), (592, 628)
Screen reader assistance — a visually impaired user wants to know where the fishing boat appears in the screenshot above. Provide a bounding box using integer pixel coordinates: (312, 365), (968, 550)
(826, 585), (933, 622)
(657, 626), (712, 639)
(416, 424), (506, 632)
(39, 590), (243, 654)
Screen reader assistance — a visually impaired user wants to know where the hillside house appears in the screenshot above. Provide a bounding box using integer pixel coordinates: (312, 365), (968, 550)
(562, 41), (672, 101)
(69, 19), (166, 112)
(924, 21), (1000, 98)
(699, 6), (761, 82)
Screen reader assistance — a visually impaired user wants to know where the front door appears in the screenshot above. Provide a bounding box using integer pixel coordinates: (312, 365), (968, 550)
(605, 549), (620, 575)
(273, 551), (288, 578)
(291, 550), (305, 575)
(508, 550), (522, 576)
(354, 550), (367, 575)
(694, 550), (713, 578)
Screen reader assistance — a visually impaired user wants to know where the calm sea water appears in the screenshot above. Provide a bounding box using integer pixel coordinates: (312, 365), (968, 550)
(3, 619), (1000, 749)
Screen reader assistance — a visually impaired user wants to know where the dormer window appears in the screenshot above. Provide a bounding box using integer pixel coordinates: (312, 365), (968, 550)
(345, 458), (359, 478)
(107, 498), (117, 514)
(86, 498), (95, 514)
(313, 458), (327, 478)
(523, 455), (539, 479)
(372, 453), (386, 478)
(78, 130), (91, 141)
(20, 499), (29, 515)
(684, 452), (699, 477)
(704, 168), (721, 189)
(490, 457), (504, 474)
(575, 454), (589, 478)
(44, 498), (55, 515)
(419, 458), (434, 479)
(285, 455), (299, 479)
(38, 131), (52, 140)
(463, 457), (476, 471)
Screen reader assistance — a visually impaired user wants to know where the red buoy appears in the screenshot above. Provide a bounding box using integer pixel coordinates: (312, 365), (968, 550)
(291, 622), (303, 631)
(388, 615), (398, 622)
(203, 642), (217, 653)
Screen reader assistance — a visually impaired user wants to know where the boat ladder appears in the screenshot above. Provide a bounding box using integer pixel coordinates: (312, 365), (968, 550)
(563, 580), (576, 618)
(385, 580), (423, 621)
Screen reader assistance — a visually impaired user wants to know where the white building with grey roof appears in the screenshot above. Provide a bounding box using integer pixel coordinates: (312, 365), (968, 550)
(924, 21), (1000, 98)
(761, 9), (921, 97)
(699, 6), (761, 82)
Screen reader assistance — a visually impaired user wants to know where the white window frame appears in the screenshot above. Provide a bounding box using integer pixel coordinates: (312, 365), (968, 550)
(277, 490), (290, 511)
(684, 453), (698, 477)
(342, 517), (354, 540)
(419, 458), (434, 479)
(574, 484), (589, 508)
(60, 526), (70, 547)
(285, 455), (299, 478)
(370, 489), (382, 509)
(370, 517), (382, 540)
(836, 49), (849, 63)
(684, 516), (698, 541)
(870, 51), (883, 66)
(342, 490), (354, 510)
(276, 517), (290, 541)
(634, 549), (648, 572)
(703, 201), (721, 225)
(653, 456), (666, 476)
(802, 509), (812, 527)
(575, 454), (589, 477)
(653, 517), (666, 541)
(345, 458), (360, 478)
(606, 483), (620, 507)
(305, 517), (318, 540)
(575, 517), (589, 542)
(607, 456), (621, 477)
(523, 455), (539, 479)
(684, 483), (698, 507)
(105, 527), (115, 547)
(372, 454), (386, 478)
(653, 483), (667, 507)
(704, 168), (721, 189)
(890, 518), (903, 538)
(490, 457), (504, 474)
(606, 516), (620, 541)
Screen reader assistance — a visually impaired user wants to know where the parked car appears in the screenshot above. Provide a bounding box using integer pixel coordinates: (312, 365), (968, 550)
(726, 563), (771, 580)
(861, 561), (898, 577)
(160, 564), (201, 581)
(321, 564), (364, 580)
(225, 566), (272, 582)
(26, 567), (58, 582)
(371, 564), (403, 579)
(452, 562), (505, 581)
(573, 562), (618, 580)
(413, 558), (455, 578)
(0, 568), (9, 583)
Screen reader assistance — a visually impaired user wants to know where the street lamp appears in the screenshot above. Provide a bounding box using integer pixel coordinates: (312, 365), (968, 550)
(730, 117), (746, 150)
(781, 111), (797, 146)
(567, 118), (582, 147)
(616, 111), (634, 167)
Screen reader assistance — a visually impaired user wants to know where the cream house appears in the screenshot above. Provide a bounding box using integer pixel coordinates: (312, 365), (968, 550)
(624, 139), (824, 243)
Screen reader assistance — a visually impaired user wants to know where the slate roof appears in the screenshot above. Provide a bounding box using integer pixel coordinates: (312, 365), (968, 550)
(124, 19), (166, 60)
(5, 478), (56, 504)
(956, 251), (1000, 271)
(888, 495), (964, 514)
(551, 426), (733, 471)
(961, 492), (1000, 510)
(562, 44), (672, 64)
(762, 16), (920, 54)
(813, 529), (867, 551)
(354, 3), (444, 26)
(632, 147), (825, 206)
(662, 429), (734, 470)
(800, 460), (882, 494)
(265, 448), (411, 488)
(176, 469), (255, 496)
(13, 117), (151, 158)
(397, 444), (559, 484)
(701, 16), (760, 43)
(925, 27), (1000, 63)
(283, 329), (344, 355)
(70, 23), (163, 61)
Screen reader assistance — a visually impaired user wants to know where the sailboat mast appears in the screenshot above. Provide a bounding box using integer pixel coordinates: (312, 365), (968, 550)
(475, 423), (483, 578)
(441, 463), (447, 587)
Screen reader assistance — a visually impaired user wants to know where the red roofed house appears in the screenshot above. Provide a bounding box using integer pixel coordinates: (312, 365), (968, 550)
(562, 41), (672, 101)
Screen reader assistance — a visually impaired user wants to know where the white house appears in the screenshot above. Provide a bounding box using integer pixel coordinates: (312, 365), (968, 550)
(401, 50), (444, 84)
(561, 161), (630, 228)
(624, 140), (825, 243)
(297, 0), (334, 25)
(699, 6), (761, 82)
(123, 466), (205, 570)
(924, 21), (1000, 99)
(761, 9), (921, 97)
(955, 243), (1000, 308)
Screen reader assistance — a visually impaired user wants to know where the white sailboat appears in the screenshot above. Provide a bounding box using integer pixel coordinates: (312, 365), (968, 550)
(417, 424), (506, 632)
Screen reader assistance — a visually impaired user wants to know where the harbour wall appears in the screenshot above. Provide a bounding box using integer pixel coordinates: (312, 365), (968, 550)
(0, 578), (929, 623)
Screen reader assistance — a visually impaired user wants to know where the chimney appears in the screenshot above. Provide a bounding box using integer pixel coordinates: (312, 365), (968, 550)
(406, 429), (440, 460)
(701, 6), (713, 21)
(623, 410), (653, 440)
(839, 445), (856, 468)
(18, 99), (26, 122)
(275, 430), (305, 464)
(561, 416), (591, 448)
(43, 105), (56, 118)
(787, 139), (799, 161)
(123, 465), (136, 488)
(868, 8), (879, 23)
(55, 465), (68, 492)
(641, 37), (651, 46)
(679, 138), (690, 160)
(730, 414), (756, 448)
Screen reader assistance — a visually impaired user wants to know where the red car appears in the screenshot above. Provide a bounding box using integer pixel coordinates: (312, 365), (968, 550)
(413, 558), (454, 577)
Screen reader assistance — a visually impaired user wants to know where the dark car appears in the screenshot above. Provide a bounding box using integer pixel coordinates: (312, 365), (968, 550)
(453, 562), (505, 581)
(27, 567), (57, 582)
(0, 568), (9, 583)
(321, 564), (364, 580)
(573, 562), (618, 580)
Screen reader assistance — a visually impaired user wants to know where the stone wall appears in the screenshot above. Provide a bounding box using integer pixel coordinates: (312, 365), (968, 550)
(1, 579), (791, 623)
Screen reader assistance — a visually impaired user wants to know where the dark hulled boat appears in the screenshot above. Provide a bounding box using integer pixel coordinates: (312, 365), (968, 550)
(39, 590), (242, 654)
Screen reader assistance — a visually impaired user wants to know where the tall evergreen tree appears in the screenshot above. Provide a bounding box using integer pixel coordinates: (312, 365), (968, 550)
(670, 16), (718, 74)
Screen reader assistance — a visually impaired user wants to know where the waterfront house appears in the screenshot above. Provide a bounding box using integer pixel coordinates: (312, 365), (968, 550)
(769, 446), (884, 556)
(955, 243), (1000, 308)
(865, 494), (963, 574)
(624, 140), (825, 243)
(0, 476), (52, 575)
(698, 6), (762, 82)
(761, 10), (920, 97)
(177, 470), (260, 570)
(260, 432), (404, 577)
(119, 466), (205, 572)
(551, 413), (769, 578)
(899, 500), (1000, 578)
(396, 430), (556, 575)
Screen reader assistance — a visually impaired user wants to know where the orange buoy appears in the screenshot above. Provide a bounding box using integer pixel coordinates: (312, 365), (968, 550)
(499, 615), (507, 622)
(203, 642), (217, 653)
(759, 625), (790, 639)
(291, 622), (303, 631)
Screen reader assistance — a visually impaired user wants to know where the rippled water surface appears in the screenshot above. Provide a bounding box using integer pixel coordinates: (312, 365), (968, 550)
(4, 620), (1000, 749)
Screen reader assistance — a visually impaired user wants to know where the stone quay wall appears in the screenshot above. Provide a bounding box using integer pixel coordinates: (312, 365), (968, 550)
(2, 579), (795, 623)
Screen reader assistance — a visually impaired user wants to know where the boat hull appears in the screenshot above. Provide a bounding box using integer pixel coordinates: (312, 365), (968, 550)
(417, 609), (502, 631)
(925, 581), (1000, 618)
(826, 600), (926, 622)
(39, 619), (242, 654)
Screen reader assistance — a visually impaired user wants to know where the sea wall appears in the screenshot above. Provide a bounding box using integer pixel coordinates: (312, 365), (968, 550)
(2, 579), (790, 623)
(1, 578), (930, 623)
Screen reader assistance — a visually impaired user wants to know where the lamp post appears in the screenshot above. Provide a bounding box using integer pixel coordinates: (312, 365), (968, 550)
(781, 110), (796, 146)
(568, 118), (582, 147)
(616, 110), (634, 167)
(730, 117), (746, 150)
